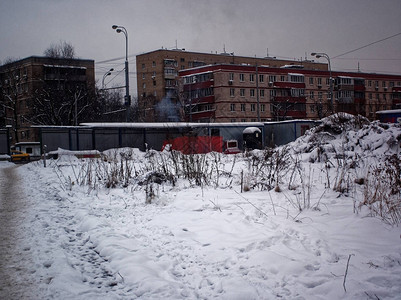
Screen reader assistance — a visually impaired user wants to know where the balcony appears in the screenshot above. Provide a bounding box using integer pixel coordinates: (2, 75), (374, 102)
(164, 68), (177, 79)
(44, 74), (87, 81)
(273, 96), (306, 103)
(273, 81), (305, 89)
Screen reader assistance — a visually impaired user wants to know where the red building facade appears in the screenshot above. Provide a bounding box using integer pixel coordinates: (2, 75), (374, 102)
(179, 64), (401, 122)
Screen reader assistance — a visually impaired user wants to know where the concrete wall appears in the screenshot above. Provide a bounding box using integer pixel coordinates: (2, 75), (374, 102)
(38, 121), (318, 154)
(264, 120), (318, 147)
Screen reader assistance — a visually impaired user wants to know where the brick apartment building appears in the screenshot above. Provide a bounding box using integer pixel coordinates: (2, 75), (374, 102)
(136, 49), (328, 121)
(179, 64), (401, 122)
(0, 56), (95, 143)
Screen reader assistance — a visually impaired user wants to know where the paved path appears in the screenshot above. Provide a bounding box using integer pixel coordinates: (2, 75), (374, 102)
(0, 164), (42, 299)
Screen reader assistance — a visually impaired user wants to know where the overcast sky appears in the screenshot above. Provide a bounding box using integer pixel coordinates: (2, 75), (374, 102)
(1, 0), (400, 94)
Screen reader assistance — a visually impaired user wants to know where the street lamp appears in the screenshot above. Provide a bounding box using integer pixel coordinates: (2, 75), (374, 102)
(311, 52), (333, 113)
(102, 68), (114, 89)
(112, 25), (131, 108)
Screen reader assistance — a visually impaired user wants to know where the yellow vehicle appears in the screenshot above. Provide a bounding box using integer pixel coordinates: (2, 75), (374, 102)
(10, 150), (30, 162)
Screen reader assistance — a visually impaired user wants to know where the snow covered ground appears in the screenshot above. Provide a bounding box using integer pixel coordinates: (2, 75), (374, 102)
(1, 114), (400, 299)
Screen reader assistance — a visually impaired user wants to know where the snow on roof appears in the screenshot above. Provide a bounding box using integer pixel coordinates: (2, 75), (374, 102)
(43, 64), (87, 69)
(288, 73), (304, 76)
(376, 109), (401, 114)
(182, 70), (213, 77)
(80, 122), (266, 129)
(280, 65), (304, 69)
(243, 127), (261, 134)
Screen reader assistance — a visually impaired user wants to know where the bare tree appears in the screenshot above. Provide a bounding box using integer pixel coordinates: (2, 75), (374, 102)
(0, 63), (22, 142)
(44, 41), (76, 59)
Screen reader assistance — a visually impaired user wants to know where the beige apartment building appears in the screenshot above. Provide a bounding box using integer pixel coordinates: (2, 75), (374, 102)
(136, 49), (328, 121)
(179, 64), (401, 122)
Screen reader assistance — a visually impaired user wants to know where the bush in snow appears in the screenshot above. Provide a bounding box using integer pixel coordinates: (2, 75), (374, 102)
(360, 154), (401, 226)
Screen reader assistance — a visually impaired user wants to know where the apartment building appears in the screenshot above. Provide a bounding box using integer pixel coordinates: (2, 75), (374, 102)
(0, 56), (95, 143)
(179, 64), (401, 122)
(136, 49), (328, 121)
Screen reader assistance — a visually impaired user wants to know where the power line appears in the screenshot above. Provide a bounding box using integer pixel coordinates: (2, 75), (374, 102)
(335, 57), (401, 61)
(332, 32), (401, 59)
(96, 53), (138, 64)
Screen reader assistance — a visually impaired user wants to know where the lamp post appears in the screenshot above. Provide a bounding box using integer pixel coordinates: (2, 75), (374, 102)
(112, 25), (131, 108)
(102, 68), (114, 89)
(311, 52), (333, 113)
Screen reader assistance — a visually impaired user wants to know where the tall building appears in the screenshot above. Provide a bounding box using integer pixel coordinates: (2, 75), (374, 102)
(179, 64), (401, 122)
(136, 49), (328, 121)
(0, 56), (95, 143)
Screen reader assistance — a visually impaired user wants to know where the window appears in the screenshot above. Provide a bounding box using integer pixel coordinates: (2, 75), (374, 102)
(152, 61), (156, 67)
(368, 80), (372, 87)
(164, 59), (177, 67)
(309, 77), (314, 85)
(318, 91), (323, 99)
(289, 74), (304, 83)
(250, 74), (255, 82)
(141, 63), (145, 69)
(270, 89), (276, 97)
(239, 74), (245, 82)
(142, 73), (145, 79)
(280, 75), (285, 82)
(251, 104), (256, 111)
(259, 74), (264, 82)
(241, 104), (246, 111)
(250, 89), (255, 97)
(291, 89), (305, 97)
(230, 104), (236, 111)
(317, 78), (322, 86)
(261, 104), (265, 112)
(269, 75), (276, 82)
(260, 89), (265, 97)
(230, 88), (235, 97)
(336, 77), (353, 85)
(310, 91), (314, 99)
(229, 73), (234, 81)
(240, 89), (245, 97)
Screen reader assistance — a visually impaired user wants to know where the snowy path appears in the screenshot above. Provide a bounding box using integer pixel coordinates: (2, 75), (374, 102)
(0, 163), (43, 298)
(0, 162), (135, 299)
